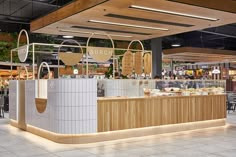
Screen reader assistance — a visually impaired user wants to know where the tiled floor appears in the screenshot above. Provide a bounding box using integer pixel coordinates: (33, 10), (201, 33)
(1, 113), (236, 157)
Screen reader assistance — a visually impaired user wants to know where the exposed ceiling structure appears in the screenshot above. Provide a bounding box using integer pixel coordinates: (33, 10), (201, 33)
(162, 24), (236, 50)
(0, 0), (73, 32)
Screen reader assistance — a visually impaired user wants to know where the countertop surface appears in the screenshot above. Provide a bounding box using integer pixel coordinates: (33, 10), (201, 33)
(97, 94), (226, 101)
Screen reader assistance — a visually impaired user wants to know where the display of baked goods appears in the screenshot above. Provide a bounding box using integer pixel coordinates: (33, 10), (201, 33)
(143, 86), (225, 97)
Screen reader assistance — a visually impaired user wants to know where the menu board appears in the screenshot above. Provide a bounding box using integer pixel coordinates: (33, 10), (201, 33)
(134, 52), (143, 75)
(144, 53), (152, 74)
(59, 53), (83, 66)
(122, 51), (133, 75)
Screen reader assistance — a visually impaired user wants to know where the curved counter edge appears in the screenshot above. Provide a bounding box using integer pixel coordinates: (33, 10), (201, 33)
(10, 119), (226, 144)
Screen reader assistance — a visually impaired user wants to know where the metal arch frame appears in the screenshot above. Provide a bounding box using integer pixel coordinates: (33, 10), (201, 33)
(57, 39), (84, 78)
(11, 43), (86, 80)
(86, 32), (115, 78)
(127, 40), (147, 77)
(11, 42), (152, 80)
(127, 40), (145, 53)
(38, 62), (51, 80)
(17, 29), (29, 63)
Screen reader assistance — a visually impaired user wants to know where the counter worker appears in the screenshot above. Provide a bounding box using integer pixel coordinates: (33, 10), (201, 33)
(154, 75), (163, 90)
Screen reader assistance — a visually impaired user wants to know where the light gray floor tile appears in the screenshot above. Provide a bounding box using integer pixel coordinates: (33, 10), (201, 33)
(12, 147), (49, 157)
(214, 149), (236, 157)
(83, 147), (119, 155)
(110, 143), (144, 151)
(168, 149), (212, 157)
(0, 151), (18, 157)
(0, 146), (7, 152)
(31, 153), (58, 157)
(0, 112), (236, 157)
(190, 144), (232, 154)
(98, 152), (137, 157)
(120, 147), (166, 156)
(55, 149), (94, 157)
(147, 153), (177, 157)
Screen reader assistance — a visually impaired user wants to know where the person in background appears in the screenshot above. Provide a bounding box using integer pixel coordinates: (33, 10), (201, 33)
(154, 75), (163, 90)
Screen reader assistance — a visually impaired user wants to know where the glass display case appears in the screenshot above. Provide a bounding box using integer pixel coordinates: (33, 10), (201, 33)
(97, 79), (226, 97)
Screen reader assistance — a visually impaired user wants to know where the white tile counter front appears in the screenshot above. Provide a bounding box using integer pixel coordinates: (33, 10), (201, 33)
(25, 79), (97, 134)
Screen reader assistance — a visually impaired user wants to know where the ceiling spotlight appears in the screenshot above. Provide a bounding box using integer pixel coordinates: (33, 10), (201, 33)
(62, 35), (74, 39)
(171, 43), (181, 47)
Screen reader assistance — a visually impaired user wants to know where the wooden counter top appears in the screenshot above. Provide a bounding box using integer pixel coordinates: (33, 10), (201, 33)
(97, 94), (226, 101)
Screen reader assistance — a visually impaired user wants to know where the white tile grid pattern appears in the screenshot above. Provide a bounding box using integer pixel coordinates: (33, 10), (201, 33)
(100, 80), (156, 97)
(9, 80), (17, 120)
(54, 79), (97, 134)
(25, 80), (51, 132)
(25, 79), (97, 134)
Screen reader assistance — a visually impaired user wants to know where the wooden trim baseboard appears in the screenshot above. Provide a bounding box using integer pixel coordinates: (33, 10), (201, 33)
(10, 119), (226, 144)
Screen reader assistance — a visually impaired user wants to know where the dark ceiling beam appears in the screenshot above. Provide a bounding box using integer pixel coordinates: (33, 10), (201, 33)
(202, 35), (227, 41)
(199, 30), (236, 39)
(21, 0), (60, 7)
(0, 19), (29, 24)
(0, 14), (30, 21)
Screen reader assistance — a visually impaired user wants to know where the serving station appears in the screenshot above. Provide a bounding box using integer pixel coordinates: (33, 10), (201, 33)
(10, 77), (226, 144)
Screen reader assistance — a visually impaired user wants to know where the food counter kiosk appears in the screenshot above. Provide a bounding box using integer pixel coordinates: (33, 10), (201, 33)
(9, 79), (226, 144)
(9, 31), (226, 144)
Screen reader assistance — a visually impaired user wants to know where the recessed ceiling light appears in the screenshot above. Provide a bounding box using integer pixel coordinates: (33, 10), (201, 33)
(59, 29), (133, 38)
(130, 5), (219, 21)
(171, 44), (181, 47)
(62, 35), (74, 39)
(88, 20), (169, 31)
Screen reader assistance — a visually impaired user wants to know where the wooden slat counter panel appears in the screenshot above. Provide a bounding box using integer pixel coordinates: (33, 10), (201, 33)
(97, 95), (226, 132)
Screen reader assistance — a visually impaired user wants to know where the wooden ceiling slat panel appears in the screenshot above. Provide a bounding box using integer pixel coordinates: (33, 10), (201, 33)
(30, 0), (236, 40)
(168, 0), (236, 13)
(31, 0), (108, 31)
(163, 47), (236, 62)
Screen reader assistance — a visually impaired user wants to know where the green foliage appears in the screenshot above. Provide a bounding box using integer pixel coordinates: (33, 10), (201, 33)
(105, 64), (113, 78)
(0, 32), (21, 62)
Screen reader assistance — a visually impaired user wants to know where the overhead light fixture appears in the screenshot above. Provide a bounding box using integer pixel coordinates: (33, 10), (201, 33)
(88, 20), (169, 31)
(171, 43), (181, 47)
(62, 35), (74, 39)
(59, 29), (133, 38)
(130, 5), (219, 21)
